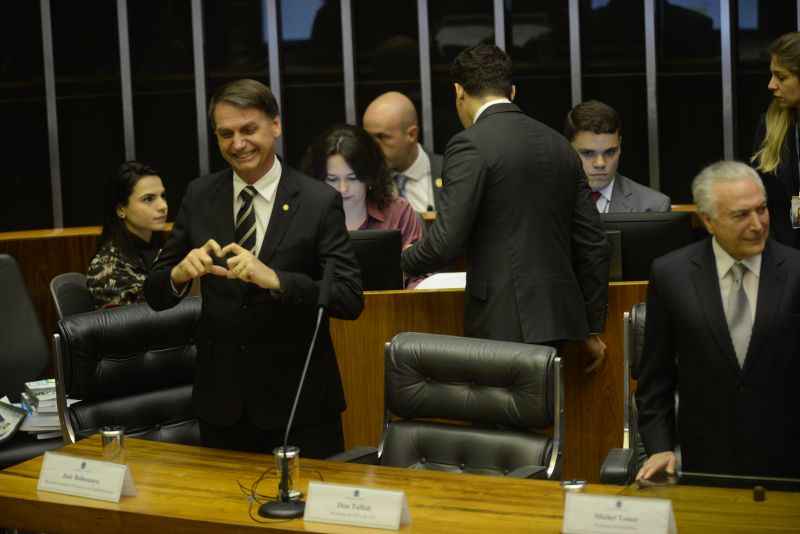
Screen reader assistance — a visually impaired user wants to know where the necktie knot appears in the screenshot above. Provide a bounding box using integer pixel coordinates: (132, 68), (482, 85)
(729, 262), (747, 285)
(590, 190), (601, 202)
(240, 185), (257, 202)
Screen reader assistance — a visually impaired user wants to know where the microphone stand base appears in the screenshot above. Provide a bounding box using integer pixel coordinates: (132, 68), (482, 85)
(258, 499), (306, 519)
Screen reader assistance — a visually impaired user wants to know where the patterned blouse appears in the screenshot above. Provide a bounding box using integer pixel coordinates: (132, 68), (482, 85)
(86, 233), (160, 308)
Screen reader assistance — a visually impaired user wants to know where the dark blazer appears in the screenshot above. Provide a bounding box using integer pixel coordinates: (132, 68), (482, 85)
(608, 174), (670, 213)
(145, 166), (363, 431)
(753, 115), (797, 248)
(637, 238), (800, 477)
(402, 103), (609, 343)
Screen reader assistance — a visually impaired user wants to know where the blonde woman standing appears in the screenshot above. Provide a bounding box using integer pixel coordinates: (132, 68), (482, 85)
(752, 32), (800, 248)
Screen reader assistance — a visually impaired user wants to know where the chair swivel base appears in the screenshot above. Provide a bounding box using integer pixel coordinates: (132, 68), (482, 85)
(258, 499), (305, 519)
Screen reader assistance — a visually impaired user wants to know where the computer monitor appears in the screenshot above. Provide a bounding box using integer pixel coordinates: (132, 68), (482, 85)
(600, 212), (698, 281)
(348, 229), (403, 291)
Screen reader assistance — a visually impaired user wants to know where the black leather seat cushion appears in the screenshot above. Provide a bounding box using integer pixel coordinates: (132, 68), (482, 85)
(69, 384), (199, 445)
(380, 421), (552, 477)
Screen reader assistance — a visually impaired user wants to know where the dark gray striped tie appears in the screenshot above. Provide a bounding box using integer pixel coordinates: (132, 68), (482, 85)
(235, 185), (258, 253)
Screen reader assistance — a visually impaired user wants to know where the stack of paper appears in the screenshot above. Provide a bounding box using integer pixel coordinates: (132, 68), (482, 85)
(18, 379), (65, 439)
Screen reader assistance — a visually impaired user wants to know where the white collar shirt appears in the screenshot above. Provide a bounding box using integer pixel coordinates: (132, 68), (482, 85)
(712, 237), (761, 323)
(232, 157), (282, 256)
(593, 178), (615, 214)
(473, 98), (512, 124)
(397, 143), (434, 212)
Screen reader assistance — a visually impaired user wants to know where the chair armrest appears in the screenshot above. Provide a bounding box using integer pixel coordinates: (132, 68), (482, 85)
(327, 446), (379, 464)
(506, 465), (547, 479)
(600, 448), (636, 485)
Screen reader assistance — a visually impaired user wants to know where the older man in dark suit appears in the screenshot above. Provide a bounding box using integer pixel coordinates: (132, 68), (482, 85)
(401, 44), (609, 370)
(145, 79), (363, 458)
(636, 161), (800, 480)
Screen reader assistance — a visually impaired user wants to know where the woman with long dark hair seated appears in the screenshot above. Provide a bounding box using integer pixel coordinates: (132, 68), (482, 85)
(752, 32), (800, 247)
(304, 124), (425, 286)
(87, 161), (168, 308)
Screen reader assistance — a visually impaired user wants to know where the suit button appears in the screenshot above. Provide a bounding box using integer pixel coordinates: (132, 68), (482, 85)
(242, 303), (248, 310)
(239, 345), (246, 352)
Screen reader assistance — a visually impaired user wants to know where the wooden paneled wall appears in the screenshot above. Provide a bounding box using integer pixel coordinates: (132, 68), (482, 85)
(0, 227), (100, 337)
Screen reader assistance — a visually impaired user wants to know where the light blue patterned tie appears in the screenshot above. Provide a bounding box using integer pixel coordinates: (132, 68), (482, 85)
(395, 174), (409, 197)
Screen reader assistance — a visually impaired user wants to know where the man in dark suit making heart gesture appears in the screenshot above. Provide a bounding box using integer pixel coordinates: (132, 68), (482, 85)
(145, 79), (363, 458)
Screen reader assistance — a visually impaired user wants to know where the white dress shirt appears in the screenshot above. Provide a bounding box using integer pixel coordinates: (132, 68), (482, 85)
(397, 143), (434, 212)
(473, 98), (512, 124)
(593, 179), (615, 214)
(712, 238), (761, 323)
(233, 157), (282, 256)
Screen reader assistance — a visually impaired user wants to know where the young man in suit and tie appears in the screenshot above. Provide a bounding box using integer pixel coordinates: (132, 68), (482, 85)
(401, 44), (609, 371)
(637, 161), (800, 480)
(565, 100), (670, 213)
(145, 79), (363, 458)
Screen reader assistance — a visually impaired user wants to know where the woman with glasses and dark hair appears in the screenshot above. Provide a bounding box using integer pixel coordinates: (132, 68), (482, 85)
(752, 31), (800, 247)
(87, 161), (168, 307)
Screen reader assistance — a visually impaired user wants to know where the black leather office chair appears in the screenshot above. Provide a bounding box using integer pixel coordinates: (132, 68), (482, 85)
(50, 272), (94, 319)
(0, 254), (64, 470)
(332, 332), (564, 479)
(53, 297), (202, 445)
(600, 302), (649, 484)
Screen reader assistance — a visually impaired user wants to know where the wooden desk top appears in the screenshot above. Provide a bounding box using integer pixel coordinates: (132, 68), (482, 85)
(1, 436), (798, 533)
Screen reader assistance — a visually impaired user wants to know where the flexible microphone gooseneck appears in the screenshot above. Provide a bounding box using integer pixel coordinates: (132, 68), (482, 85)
(258, 260), (336, 519)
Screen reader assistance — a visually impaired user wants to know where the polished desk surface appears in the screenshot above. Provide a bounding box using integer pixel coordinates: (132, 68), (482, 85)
(1, 436), (798, 533)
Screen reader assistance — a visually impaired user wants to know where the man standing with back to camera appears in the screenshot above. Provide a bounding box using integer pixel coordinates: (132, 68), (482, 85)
(401, 44), (609, 369)
(145, 79), (363, 458)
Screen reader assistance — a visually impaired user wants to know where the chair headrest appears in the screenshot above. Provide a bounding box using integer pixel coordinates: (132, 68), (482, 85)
(58, 297), (201, 399)
(0, 254), (49, 399)
(50, 272), (94, 319)
(385, 332), (557, 429)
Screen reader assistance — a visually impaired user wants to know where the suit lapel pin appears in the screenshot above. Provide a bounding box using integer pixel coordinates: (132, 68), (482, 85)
(435, 177), (444, 188)
(282, 203), (290, 212)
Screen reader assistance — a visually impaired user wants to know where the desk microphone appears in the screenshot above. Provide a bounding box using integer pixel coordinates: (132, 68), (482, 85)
(258, 259), (336, 519)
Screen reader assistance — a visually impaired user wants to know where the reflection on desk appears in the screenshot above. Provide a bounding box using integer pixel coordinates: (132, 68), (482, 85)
(1, 436), (799, 534)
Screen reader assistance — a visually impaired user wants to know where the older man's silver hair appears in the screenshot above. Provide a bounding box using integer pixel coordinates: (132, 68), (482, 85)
(691, 161), (765, 218)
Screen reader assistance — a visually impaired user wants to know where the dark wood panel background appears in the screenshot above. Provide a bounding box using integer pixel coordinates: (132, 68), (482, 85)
(0, 228), (100, 338)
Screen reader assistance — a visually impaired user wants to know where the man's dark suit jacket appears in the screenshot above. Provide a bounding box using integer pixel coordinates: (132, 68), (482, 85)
(753, 115), (798, 248)
(607, 174), (671, 213)
(402, 103), (609, 343)
(637, 238), (800, 477)
(145, 166), (363, 432)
